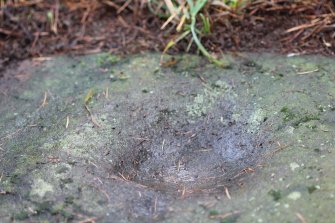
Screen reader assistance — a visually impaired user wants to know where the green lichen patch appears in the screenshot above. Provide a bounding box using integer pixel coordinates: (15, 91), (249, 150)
(187, 80), (233, 117)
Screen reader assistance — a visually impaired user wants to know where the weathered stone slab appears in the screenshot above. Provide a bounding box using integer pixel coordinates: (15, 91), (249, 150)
(0, 53), (334, 222)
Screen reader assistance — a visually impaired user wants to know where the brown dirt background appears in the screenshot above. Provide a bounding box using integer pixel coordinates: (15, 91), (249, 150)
(0, 0), (334, 74)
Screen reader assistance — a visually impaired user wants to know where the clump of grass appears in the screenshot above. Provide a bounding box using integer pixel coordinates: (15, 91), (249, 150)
(209, 209), (220, 216)
(156, 0), (254, 66)
(126, 0), (334, 65)
(280, 106), (297, 122)
(154, 0), (248, 66)
(280, 106), (321, 127)
(268, 189), (282, 201)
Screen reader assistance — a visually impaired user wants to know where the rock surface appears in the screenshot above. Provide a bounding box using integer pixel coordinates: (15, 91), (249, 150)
(0, 53), (334, 223)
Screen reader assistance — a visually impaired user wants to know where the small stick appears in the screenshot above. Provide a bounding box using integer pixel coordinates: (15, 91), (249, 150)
(89, 160), (98, 168)
(51, 0), (59, 34)
(117, 0), (131, 14)
(84, 104), (101, 128)
(297, 69), (319, 75)
(118, 172), (129, 181)
(181, 186), (186, 198)
(102, 0), (121, 10)
(285, 22), (317, 33)
(232, 167), (255, 179)
(33, 57), (52, 61)
(76, 217), (98, 223)
(225, 187), (231, 200)
(209, 211), (240, 219)
(98, 188), (110, 203)
(153, 196), (158, 214)
(105, 87), (109, 99)
(197, 149), (212, 152)
(296, 212), (308, 223)
(65, 116), (70, 129)
(161, 139), (165, 152)
(40, 91), (48, 108)
(177, 160), (182, 172)
(197, 75), (207, 84)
